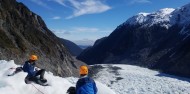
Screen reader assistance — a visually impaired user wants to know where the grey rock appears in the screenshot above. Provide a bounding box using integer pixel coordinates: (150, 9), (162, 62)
(0, 0), (86, 77)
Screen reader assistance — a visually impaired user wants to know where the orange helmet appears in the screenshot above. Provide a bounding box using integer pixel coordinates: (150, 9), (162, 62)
(80, 65), (88, 75)
(30, 55), (38, 61)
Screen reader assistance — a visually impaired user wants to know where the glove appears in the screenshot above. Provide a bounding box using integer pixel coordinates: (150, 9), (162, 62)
(35, 67), (40, 71)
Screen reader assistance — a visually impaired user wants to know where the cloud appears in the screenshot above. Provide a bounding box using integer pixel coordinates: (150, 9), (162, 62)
(52, 29), (71, 35)
(73, 39), (95, 46)
(52, 27), (110, 34)
(63, 31), (71, 35)
(67, 0), (111, 19)
(52, 29), (95, 45)
(72, 27), (99, 32)
(53, 0), (67, 6)
(52, 16), (61, 20)
(72, 27), (113, 33)
(30, 0), (51, 9)
(130, 0), (151, 4)
(51, 27), (112, 45)
(52, 0), (111, 19)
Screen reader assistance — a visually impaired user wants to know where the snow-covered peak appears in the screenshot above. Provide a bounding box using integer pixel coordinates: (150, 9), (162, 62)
(125, 3), (190, 28)
(126, 8), (175, 28)
(156, 8), (175, 15)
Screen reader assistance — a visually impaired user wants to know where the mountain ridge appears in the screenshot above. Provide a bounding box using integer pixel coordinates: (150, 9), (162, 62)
(77, 2), (190, 78)
(59, 38), (83, 56)
(0, 0), (85, 77)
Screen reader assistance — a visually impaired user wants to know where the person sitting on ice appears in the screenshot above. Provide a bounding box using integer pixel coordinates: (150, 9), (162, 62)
(23, 55), (47, 84)
(76, 65), (98, 94)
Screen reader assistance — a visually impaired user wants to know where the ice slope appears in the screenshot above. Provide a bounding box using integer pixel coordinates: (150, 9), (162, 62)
(0, 60), (116, 94)
(2, 60), (190, 94)
(93, 64), (190, 94)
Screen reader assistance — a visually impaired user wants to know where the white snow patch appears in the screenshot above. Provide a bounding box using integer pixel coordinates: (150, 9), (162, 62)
(34, 15), (40, 25)
(138, 12), (150, 16)
(0, 60), (115, 94)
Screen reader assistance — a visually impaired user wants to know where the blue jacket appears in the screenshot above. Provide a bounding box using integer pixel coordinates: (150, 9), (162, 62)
(76, 76), (98, 94)
(23, 61), (37, 77)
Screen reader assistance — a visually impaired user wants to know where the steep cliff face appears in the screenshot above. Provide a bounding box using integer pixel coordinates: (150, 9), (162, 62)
(0, 0), (85, 77)
(77, 3), (190, 77)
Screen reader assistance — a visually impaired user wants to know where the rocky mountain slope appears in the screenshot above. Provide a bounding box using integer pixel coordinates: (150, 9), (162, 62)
(0, 0), (85, 77)
(59, 38), (82, 56)
(77, 3), (190, 77)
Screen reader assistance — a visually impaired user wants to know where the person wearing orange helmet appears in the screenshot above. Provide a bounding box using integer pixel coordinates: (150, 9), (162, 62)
(23, 55), (47, 84)
(75, 65), (98, 94)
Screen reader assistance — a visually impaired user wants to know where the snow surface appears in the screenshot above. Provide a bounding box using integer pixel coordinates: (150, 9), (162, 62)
(93, 64), (190, 94)
(1, 60), (190, 94)
(0, 60), (116, 94)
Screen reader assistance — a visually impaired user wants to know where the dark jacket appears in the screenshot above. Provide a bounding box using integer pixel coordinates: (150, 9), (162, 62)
(23, 61), (37, 77)
(76, 76), (98, 94)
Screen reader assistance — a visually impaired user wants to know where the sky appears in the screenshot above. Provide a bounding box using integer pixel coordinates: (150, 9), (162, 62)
(17, 0), (190, 46)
